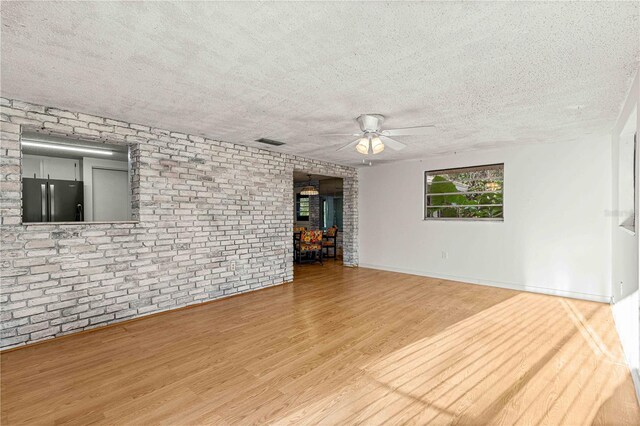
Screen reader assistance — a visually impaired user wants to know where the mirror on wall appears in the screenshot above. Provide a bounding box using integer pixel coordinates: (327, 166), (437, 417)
(21, 133), (132, 223)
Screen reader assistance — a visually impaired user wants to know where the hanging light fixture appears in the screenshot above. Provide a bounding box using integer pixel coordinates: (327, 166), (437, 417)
(356, 136), (370, 155)
(370, 136), (384, 154)
(355, 134), (385, 155)
(300, 174), (319, 196)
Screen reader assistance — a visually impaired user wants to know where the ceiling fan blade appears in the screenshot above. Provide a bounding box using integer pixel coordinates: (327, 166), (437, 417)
(336, 137), (362, 152)
(379, 135), (407, 151)
(382, 125), (436, 137)
(311, 132), (362, 137)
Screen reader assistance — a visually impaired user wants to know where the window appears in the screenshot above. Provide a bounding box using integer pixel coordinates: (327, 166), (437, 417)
(296, 193), (309, 221)
(425, 163), (504, 220)
(21, 133), (133, 223)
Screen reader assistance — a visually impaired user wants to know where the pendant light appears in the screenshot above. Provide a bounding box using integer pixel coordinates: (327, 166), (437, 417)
(300, 174), (319, 196)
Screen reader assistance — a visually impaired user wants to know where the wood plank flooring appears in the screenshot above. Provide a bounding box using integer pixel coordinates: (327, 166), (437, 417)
(1, 262), (639, 425)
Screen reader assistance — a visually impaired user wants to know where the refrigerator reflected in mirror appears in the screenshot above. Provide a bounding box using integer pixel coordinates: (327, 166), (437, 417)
(21, 133), (131, 223)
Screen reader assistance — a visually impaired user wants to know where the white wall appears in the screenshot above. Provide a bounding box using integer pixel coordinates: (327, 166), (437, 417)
(611, 69), (639, 400)
(359, 137), (612, 302)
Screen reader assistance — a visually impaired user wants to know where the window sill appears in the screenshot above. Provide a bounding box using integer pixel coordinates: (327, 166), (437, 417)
(22, 220), (139, 226)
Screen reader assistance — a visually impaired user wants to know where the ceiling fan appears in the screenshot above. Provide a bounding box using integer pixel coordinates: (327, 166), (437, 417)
(313, 114), (436, 155)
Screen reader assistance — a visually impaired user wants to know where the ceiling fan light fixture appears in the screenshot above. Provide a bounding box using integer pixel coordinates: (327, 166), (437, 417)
(356, 137), (370, 155)
(333, 114), (434, 154)
(370, 136), (384, 154)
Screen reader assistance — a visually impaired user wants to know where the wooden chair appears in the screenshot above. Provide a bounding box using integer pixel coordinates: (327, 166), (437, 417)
(295, 230), (323, 264)
(293, 227), (306, 260)
(322, 226), (338, 259)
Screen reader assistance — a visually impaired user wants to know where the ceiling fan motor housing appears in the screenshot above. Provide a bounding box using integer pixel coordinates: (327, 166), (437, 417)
(357, 114), (385, 133)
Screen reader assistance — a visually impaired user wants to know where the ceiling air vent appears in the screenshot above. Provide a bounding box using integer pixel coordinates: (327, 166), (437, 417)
(255, 138), (285, 146)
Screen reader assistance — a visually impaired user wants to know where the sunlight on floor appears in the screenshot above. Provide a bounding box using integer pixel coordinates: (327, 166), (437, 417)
(277, 292), (637, 425)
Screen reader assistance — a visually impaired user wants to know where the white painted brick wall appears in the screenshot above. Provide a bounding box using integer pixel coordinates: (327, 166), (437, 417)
(0, 98), (359, 349)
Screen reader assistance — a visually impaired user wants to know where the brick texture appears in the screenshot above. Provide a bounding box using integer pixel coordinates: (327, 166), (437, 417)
(0, 98), (358, 349)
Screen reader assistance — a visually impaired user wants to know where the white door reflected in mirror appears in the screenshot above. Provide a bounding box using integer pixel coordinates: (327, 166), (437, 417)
(92, 168), (129, 222)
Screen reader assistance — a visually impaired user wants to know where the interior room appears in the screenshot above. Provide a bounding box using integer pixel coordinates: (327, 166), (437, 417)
(0, 2), (639, 425)
(293, 172), (344, 265)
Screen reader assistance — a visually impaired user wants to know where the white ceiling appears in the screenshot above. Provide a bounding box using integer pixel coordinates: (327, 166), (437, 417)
(1, 2), (638, 166)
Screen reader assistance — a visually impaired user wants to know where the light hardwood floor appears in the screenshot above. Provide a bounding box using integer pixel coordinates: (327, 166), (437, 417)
(1, 262), (639, 425)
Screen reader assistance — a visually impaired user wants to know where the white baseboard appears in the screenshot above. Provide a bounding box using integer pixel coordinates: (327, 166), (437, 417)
(358, 263), (611, 303)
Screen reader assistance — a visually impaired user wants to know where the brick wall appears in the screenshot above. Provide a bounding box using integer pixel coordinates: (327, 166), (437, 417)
(0, 98), (358, 349)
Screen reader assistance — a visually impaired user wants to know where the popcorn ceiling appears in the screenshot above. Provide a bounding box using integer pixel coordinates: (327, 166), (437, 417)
(1, 1), (638, 165)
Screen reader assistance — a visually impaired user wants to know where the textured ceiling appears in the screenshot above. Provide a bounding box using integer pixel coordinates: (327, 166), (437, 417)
(1, 1), (638, 166)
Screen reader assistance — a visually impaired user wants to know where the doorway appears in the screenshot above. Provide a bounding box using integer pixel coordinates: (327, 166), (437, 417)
(293, 172), (344, 267)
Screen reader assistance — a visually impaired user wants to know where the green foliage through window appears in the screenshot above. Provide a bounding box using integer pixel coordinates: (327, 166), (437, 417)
(296, 194), (310, 221)
(425, 164), (504, 220)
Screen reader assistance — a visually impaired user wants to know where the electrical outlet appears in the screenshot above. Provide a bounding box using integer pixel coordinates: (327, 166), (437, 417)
(230, 261), (236, 272)
(620, 281), (624, 294)
(441, 251), (448, 259)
